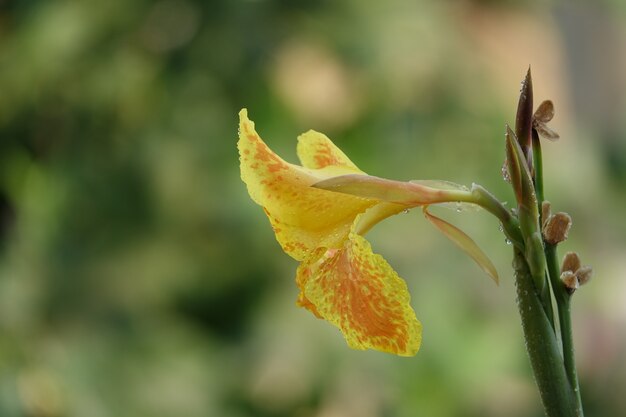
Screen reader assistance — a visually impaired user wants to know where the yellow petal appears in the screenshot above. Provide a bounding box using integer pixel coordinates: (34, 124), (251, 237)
(296, 230), (422, 356)
(423, 207), (499, 284)
(297, 130), (361, 171)
(353, 202), (408, 236)
(238, 109), (377, 260)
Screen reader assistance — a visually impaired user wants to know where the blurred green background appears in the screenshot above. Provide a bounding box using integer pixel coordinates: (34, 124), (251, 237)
(1, 1), (625, 416)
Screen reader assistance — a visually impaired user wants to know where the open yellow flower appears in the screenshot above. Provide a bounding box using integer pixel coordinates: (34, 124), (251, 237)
(238, 109), (497, 356)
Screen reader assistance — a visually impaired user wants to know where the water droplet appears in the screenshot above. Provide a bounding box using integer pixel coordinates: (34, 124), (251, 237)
(501, 158), (511, 183)
(499, 223), (504, 232)
(402, 208), (409, 214)
(505, 238), (512, 245)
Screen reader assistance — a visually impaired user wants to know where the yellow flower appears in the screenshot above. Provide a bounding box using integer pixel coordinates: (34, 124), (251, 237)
(238, 109), (497, 356)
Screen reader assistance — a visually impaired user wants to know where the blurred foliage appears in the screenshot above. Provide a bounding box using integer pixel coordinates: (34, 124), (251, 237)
(1, 0), (625, 416)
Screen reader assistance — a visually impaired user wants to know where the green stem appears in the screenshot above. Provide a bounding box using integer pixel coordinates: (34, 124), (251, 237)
(545, 243), (584, 416)
(532, 129), (545, 204)
(531, 130), (555, 329)
(469, 184), (523, 249)
(513, 249), (579, 417)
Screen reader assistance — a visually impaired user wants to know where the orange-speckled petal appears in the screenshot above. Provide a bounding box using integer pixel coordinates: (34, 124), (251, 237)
(296, 230), (422, 356)
(297, 130), (362, 171)
(238, 109), (377, 260)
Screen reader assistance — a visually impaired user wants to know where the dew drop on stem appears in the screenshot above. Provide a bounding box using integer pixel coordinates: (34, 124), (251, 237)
(502, 158), (511, 183)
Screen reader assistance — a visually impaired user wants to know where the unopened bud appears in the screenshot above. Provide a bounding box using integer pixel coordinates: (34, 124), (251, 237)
(541, 201), (551, 228)
(560, 270), (578, 294)
(561, 251), (581, 274)
(576, 266), (593, 286)
(542, 212), (572, 244)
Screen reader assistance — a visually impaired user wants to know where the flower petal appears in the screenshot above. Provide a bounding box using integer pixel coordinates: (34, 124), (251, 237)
(296, 229), (422, 356)
(423, 207), (499, 284)
(313, 174), (472, 206)
(297, 130), (362, 171)
(533, 100), (555, 123)
(534, 123), (560, 141)
(353, 202), (408, 236)
(238, 109), (376, 260)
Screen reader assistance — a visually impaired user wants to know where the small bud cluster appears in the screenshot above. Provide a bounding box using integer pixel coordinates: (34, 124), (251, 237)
(541, 201), (572, 245)
(541, 202), (592, 295)
(560, 251), (593, 295)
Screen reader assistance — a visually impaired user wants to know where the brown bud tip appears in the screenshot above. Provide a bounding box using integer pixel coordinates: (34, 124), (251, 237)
(576, 266), (593, 286)
(542, 212), (572, 244)
(541, 201), (552, 228)
(560, 270), (578, 294)
(561, 251), (581, 274)
(515, 68), (534, 161)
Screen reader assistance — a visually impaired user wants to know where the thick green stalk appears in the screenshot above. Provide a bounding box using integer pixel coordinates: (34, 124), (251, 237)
(513, 249), (579, 417)
(545, 243), (584, 415)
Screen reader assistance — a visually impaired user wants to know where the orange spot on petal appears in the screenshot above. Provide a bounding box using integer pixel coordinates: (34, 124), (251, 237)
(296, 235), (421, 356)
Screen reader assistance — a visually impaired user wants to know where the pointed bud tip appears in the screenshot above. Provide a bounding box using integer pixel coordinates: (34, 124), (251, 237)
(516, 68), (534, 161)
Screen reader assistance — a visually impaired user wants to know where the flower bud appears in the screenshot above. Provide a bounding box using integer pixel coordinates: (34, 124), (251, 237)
(576, 266), (593, 286)
(561, 251), (581, 274)
(542, 212), (572, 244)
(532, 100), (560, 141)
(533, 100), (555, 123)
(560, 270), (578, 294)
(515, 68), (534, 162)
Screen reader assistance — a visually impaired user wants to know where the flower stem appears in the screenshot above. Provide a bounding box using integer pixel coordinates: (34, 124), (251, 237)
(513, 249), (579, 417)
(545, 243), (584, 416)
(465, 184), (523, 250)
(532, 130), (545, 204)
(531, 132), (555, 329)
